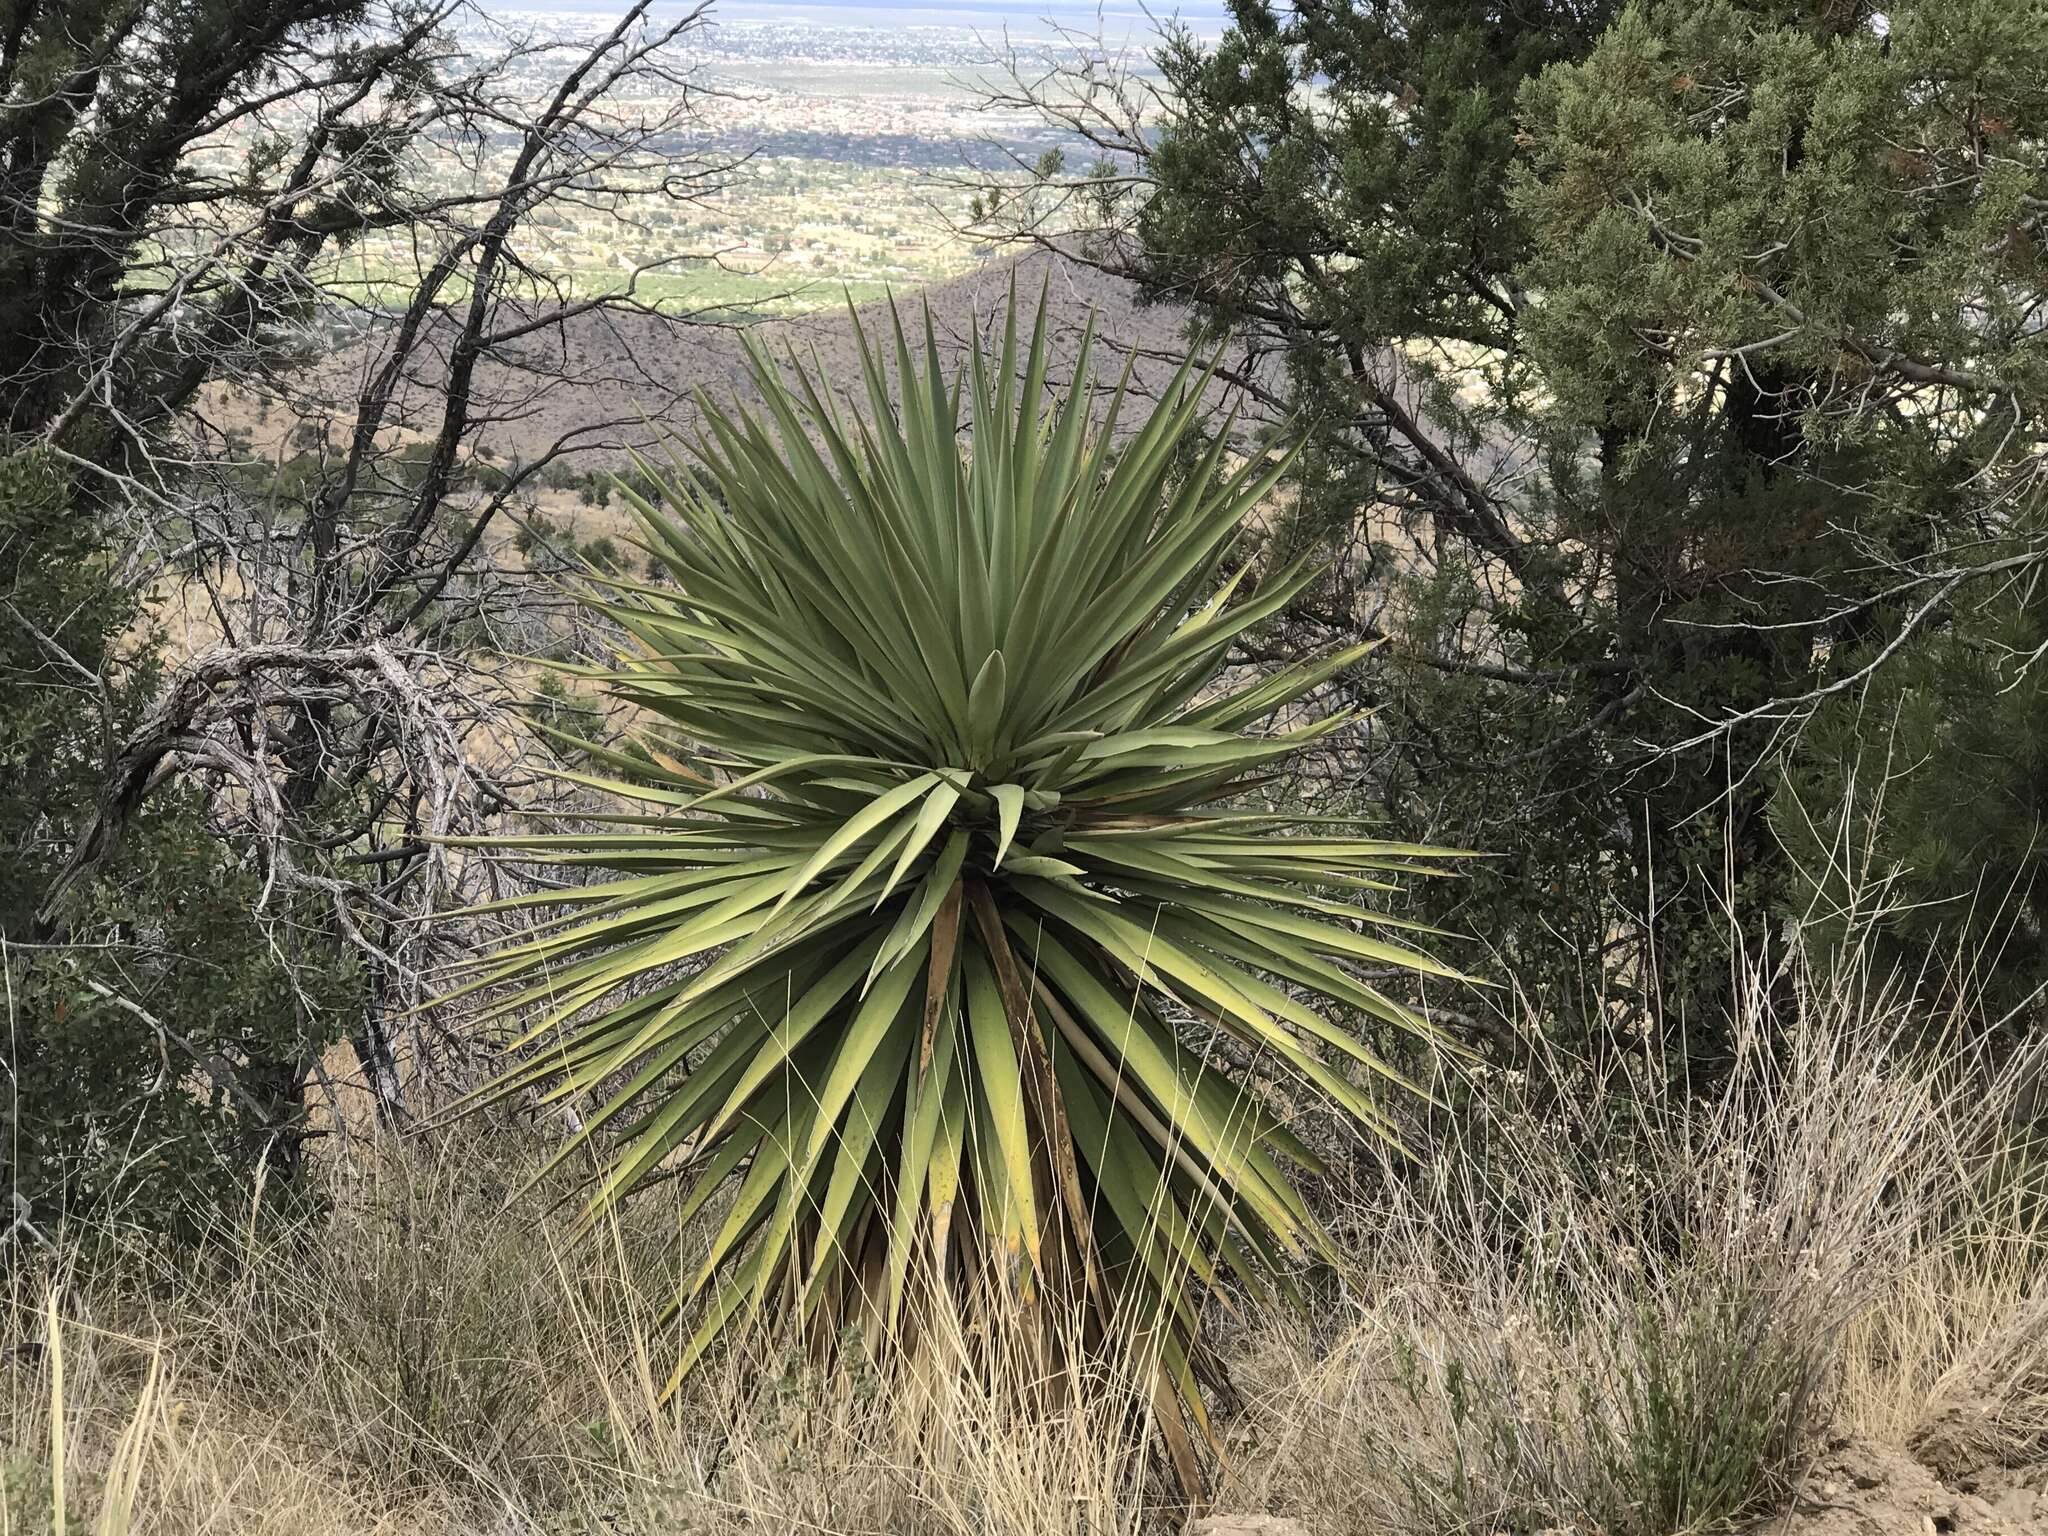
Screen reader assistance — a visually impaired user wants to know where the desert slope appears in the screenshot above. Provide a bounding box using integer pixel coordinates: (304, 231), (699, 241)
(303, 245), (1284, 469)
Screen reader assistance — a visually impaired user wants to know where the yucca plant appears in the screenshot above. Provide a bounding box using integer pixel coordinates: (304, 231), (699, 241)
(441, 292), (1474, 1483)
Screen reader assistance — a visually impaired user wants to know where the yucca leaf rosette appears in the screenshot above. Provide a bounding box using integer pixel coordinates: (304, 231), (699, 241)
(440, 292), (1474, 1462)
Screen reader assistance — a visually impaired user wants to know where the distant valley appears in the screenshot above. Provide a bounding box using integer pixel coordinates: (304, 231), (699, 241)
(277, 8), (1170, 318)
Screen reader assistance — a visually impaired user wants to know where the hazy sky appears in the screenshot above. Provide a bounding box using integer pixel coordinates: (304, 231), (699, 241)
(496, 0), (1230, 43)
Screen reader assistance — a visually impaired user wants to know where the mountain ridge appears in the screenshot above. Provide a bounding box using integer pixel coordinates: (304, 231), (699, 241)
(335, 246), (1283, 469)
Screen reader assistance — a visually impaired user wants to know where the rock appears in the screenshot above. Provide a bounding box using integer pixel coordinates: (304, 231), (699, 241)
(1990, 1485), (2041, 1524)
(1186, 1516), (1309, 1536)
(1746, 1436), (2038, 1535)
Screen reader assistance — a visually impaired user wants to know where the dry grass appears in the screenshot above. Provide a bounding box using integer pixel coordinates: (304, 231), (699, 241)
(6, 934), (2046, 1536)
(3, 1139), (1162, 1535)
(1218, 942), (2048, 1535)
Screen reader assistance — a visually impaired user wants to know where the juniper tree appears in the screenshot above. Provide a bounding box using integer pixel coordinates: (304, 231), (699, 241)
(979, 0), (2048, 1051)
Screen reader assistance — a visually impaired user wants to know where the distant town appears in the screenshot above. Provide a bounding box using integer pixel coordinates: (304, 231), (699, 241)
(301, 13), (1135, 315)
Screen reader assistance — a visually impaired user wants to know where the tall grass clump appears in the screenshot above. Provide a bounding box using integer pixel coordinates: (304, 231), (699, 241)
(1222, 932), (2048, 1535)
(1, 1135), (1163, 1535)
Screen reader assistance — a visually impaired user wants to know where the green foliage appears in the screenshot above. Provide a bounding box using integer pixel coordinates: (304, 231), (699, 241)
(1142, 0), (1610, 346)
(7, 798), (361, 1243)
(440, 295), (1474, 1450)
(1516, 0), (2048, 433)
(0, 450), (140, 927)
(1120, 0), (2048, 1050)
(578, 534), (623, 572)
(513, 515), (558, 560)
(0, 0), (391, 442)
(0, 1457), (56, 1532)
(527, 670), (603, 742)
(1510, 0), (2048, 1020)
(0, 450), (357, 1243)
(1775, 583), (2048, 1015)
(1386, 1280), (1813, 1536)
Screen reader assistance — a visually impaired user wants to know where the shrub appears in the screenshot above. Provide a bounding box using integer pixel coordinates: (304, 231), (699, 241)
(1225, 934), (2048, 1536)
(0, 450), (357, 1245)
(439, 296), (1475, 1472)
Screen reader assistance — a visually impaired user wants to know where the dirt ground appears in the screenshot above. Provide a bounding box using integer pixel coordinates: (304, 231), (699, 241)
(1192, 1403), (2048, 1536)
(1758, 1426), (2048, 1536)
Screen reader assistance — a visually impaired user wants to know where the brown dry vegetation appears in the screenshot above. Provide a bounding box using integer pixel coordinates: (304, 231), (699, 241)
(198, 248), (1278, 478)
(7, 921), (2047, 1536)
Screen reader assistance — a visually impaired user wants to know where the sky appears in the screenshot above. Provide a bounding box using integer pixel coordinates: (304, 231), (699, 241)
(492, 0), (1232, 43)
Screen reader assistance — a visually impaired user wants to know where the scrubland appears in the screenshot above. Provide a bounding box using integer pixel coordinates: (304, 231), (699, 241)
(7, 926), (2045, 1536)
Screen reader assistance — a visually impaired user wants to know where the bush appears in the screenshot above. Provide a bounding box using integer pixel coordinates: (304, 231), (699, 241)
(1774, 585), (2048, 1020)
(511, 514), (556, 559)
(1221, 931), (2048, 1536)
(0, 449), (357, 1245)
(577, 533), (622, 571)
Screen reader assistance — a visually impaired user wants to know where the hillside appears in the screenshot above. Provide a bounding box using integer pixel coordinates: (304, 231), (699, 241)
(292, 247), (1286, 471)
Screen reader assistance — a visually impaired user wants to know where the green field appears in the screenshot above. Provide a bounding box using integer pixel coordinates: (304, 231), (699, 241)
(312, 255), (932, 317)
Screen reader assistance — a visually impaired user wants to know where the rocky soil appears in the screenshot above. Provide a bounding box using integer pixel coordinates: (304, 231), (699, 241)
(1186, 1411), (2048, 1536)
